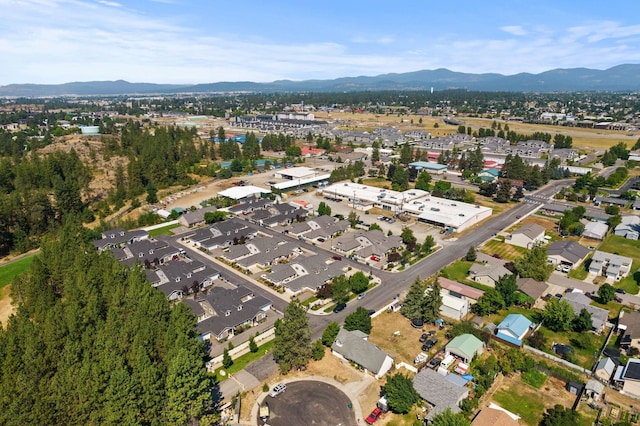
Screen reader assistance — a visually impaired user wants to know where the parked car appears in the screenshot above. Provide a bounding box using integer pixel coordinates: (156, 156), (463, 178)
(616, 288), (626, 294)
(421, 338), (438, 351)
(357, 293), (366, 300)
(332, 255), (342, 261)
(492, 253), (503, 259)
(370, 255), (381, 262)
(615, 296), (624, 303)
(427, 357), (442, 369)
(269, 383), (286, 397)
(419, 333), (429, 343)
(365, 408), (383, 424)
(333, 303), (347, 313)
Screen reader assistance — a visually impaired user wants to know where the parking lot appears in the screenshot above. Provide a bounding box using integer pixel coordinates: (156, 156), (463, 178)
(283, 189), (443, 245)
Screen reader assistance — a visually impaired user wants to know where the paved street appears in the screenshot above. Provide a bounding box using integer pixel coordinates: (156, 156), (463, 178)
(174, 178), (574, 341)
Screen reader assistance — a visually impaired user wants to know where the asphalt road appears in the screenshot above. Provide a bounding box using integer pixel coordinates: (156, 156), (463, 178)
(306, 179), (574, 336)
(173, 178), (573, 341)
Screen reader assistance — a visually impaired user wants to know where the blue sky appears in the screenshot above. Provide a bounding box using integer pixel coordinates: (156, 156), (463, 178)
(2, 0), (640, 85)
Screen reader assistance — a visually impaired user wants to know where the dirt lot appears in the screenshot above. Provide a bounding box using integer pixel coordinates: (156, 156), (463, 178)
(369, 311), (446, 365)
(0, 286), (14, 327)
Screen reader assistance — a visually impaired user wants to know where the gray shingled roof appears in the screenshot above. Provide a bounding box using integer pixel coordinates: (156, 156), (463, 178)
(331, 328), (391, 376)
(412, 368), (468, 418)
(547, 240), (590, 264)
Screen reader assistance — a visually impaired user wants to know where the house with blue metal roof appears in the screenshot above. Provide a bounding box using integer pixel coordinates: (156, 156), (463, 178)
(495, 314), (533, 347)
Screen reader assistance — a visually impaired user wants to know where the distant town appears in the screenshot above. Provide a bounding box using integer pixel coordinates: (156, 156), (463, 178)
(1, 90), (640, 426)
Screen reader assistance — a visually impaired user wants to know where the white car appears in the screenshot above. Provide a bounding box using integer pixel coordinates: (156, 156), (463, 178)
(269, 383), (286, 397)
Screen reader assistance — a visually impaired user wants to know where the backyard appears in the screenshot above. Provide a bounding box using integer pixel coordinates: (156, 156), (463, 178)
(599, 235), (640, 295)
(481, 239), (528, 261)
(491, 372), (588, 426)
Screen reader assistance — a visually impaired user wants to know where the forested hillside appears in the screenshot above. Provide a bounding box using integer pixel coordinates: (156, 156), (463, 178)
(0, 223), (217, 425)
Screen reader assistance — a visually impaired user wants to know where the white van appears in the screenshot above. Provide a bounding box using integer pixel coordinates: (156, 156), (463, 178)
(440, 354), (455, 370)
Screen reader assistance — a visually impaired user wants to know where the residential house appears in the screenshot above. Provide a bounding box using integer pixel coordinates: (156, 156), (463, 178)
(93, 228), (149, 250)
(178, 206), (217, 228)
(585, 379), (605, 401)
(505, 223), (546, 249)
(261, 254), (345, 294)
(495, 314), (533, 347)
(227, 197), (274, 216)
(331, 229), (402, 261)
(594, 357), (617, 382)
(546, 240), (590, 269)
(331, 328), (393, 379)
(185, 218), (258, 250)
(618, 311), (640, 353)
(594, 195), (628, 208)
(615, 216), (640, 240)
(445, 334), (484, 363)
(438, 277), (484, 305)
(471, 406), (520, 426)
(582, 221), (609, 241)
(621, 359), (640, 398)
(440, 293), (470, 321)
(589, 250), (632, 280)
(562, 290), (609, 333)
(194, 285), (272, 342)
(468, 254), (512, 288)
(516, 278), (548, 303)
(412, 368), (469, 420)
(477, 169), (500, 183)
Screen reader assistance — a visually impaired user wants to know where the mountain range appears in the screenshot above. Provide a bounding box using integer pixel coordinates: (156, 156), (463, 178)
(1, 64), (640, 96)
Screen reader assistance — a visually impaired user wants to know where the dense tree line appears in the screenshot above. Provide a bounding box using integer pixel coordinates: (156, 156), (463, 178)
(328, 161), (365, 182)
(0, 223), (217, 425)
(0, 149), (92, 255)
(260, 133), (294, 152)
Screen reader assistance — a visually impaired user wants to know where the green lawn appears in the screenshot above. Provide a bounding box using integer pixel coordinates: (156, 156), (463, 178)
(521, 369), (548, 389)
(0, 255), (36, 289)
(568, 256), (591, 281)
(440, 261), (472, 282)
(148, 223), (180, 237)
(214, 340), (274, 383)
(481, 239), (528, 261)
(536, 327), (607, 369)
(596, 235), (640, 295)
(493, 386), (545, 425)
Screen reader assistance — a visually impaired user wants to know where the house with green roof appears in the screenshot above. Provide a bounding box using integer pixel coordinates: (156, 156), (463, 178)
(445, 334), (484, 363)
(477, 169), (500, 182)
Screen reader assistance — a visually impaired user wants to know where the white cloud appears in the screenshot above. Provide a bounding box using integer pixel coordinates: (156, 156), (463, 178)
(97, 0), (122, 7)
(0, 2), (638, 85)
(500, 25), (527, 36)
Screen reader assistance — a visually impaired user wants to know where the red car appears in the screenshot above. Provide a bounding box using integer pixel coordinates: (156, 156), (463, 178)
(365, 407), (382, 424)
(370, 255), (381, 262)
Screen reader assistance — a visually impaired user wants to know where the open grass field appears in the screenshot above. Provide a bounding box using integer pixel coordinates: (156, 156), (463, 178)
(461, 117), (638, 151)
(0, 255), (35, 290)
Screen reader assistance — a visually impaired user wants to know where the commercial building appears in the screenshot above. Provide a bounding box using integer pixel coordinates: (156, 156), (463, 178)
(321, 182), (492, 232)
